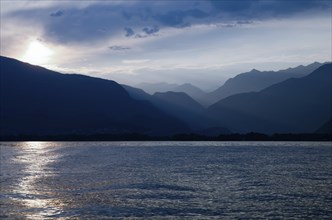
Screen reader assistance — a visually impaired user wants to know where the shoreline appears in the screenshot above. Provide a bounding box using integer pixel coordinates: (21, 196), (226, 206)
(1, 133), (331, 142)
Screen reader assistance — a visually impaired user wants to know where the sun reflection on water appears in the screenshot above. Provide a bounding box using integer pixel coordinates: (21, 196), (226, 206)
(11, 142), (63, 219)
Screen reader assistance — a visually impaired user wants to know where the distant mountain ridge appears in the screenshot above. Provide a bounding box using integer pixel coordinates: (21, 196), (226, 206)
(136, 82), (178, 94)
(1, 56), (330, 137)
(153, 91), (204, 113)
(135, 82), (206, 103)
(0, 56), (189, 136)
(122, 85), (228, 132)
(202, 62), (325, 106)
(208, 64), (332, 133)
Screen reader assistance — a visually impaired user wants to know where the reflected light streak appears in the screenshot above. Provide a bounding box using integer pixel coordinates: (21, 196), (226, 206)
(11, 142), (63, 219)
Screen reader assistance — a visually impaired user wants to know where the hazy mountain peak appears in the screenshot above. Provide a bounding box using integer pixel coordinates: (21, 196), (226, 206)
(152, 91), (191, 100)
(208, 63), (332, 133)
(201, 62), (325, 107)
(250, 68), (260, 73)
(136, 81), (206, 103)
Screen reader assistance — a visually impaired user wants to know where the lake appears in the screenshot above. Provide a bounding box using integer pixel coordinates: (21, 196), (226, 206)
(1, 141), (332, 219)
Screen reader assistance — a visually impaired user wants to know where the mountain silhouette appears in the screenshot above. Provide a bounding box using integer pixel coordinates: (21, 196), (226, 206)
(0, 56), (189, 136)
(172, 83), (206, 101)
(208, 64), (332, 133)
(123, 85), (224, 131)
(121, 84), (152, 101)
(136, 82), (205, 103)
(153, 91), (205, 113)
(136, 82), (178, 94)
(202, 62), (324, 106)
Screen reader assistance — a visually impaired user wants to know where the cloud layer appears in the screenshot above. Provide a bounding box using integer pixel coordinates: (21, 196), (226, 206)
(1, 0), (331, 89)
(6, 0), (331, 44)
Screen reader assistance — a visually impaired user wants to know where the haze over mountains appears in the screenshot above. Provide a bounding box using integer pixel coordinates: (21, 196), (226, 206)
(208, 64), (332, 133)
(135, 62), (325, 107)
(201, 62), (325, 106)
(136, 82), (206, 103)
(122, 85), (222, 132)
(0, 56), (331, 137)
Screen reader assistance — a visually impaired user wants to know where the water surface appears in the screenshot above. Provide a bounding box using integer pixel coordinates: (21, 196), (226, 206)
(1, 141), (332, 219)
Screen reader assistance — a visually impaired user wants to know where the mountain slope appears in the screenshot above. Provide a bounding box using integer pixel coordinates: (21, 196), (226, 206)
(172, 83), (206, 101)
(153, 91), (205, 113)
(202, 62), (324, 106)
(316, 119), (332, 134)
(152, 92), (208, 130)
(208, 64), (332, 133)
(122, 85), (228, 132)
(0, 56), (189, 136)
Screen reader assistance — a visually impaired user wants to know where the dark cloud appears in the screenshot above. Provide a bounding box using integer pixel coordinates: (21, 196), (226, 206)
(50, 10), (64, 17)
(142, 26), (159, 35)
(12, 4), (128, 43)
(124, 27), (135, 37)
(153, 9), (209, 26)
(237, 20), (253, 25)
(134, 34), (147, 39)
(209, 0), (254, 12)
(255, 0), (331, 16)
(109, 46), (131, 51)
(10, 0), (331, 44)
(124, 26), (160, 39)
(209, 0), (332, 19)
(130, 26), (160, 38)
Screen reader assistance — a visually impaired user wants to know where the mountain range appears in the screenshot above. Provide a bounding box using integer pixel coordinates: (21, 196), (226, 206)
(0, 56), (189, 136)
(135, 82), (206, 103)
(122, 85), (227, 133)
(208, 64), (332, 133)
(135, 63), (325, 108)
(1, 56), (331, 137)
(201, 62), (325, 106)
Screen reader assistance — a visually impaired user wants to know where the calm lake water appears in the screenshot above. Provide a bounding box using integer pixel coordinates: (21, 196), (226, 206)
(0, 141), (332, 219)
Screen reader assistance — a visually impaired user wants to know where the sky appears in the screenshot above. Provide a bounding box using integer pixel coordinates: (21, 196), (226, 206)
(1, 0), (331, 89)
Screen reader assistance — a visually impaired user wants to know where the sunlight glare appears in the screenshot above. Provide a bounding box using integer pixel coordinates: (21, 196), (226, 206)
(22, 41), (54, 65)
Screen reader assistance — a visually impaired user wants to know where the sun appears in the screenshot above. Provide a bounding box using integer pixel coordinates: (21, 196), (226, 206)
(22, 41), (54, 65)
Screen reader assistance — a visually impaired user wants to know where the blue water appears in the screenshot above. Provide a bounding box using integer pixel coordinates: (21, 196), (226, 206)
(1, 141), (332, 219)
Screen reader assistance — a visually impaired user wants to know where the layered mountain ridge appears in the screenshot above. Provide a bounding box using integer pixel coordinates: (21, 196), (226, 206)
(1, 56), (331, 136)
(0, 56), (189, 136)
(201, 62), (325, 106)
(208, 64), (332, 133)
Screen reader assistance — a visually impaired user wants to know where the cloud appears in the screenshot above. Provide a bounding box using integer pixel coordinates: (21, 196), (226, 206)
(50, 10), (64, 17)
(124, 26), (160, 39)
(237, 20), (253, 25)
(209, 0), (332, 19)
(142, 26), (160, 35)
(153, 9), (209, 26)
(122, 59), (150, 64)
(134, 34), (147, 39)
(1, 0), (330, 91)
(6, 0), (331, 44)
(109, 45), (131, 51)
(132, 26), (160, 38)
(124, 27), (135, 37)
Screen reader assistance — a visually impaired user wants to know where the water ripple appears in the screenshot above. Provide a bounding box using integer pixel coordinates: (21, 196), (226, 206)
(1, 141), (331, 219)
